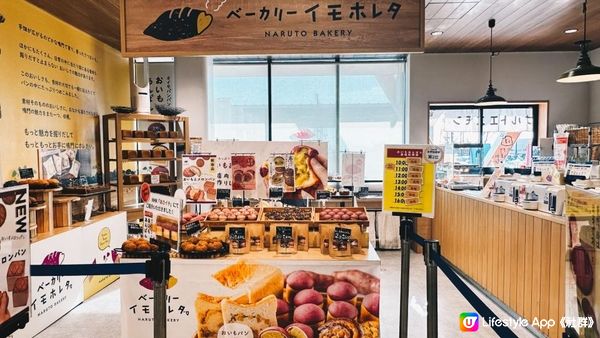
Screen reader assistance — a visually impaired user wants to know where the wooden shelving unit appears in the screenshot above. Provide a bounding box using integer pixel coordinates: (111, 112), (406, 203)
(102, 113), (190, 220)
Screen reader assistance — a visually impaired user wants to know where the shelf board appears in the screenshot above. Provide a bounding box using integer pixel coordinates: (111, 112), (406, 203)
(109, 157), (180, 162)
(110, 182), (179, 188)
(109, 138), (186, 144)
(104, 113), (187, 122)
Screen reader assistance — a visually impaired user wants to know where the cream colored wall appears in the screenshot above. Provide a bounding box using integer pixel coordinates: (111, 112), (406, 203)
(590, 48), (600, 122)
(0, 0), (130, 181)
(408, 52), (591, 143)
(175, 57), (210, 139)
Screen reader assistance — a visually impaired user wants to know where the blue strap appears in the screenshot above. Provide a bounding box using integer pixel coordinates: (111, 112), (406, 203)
(31, 263), (146, 276)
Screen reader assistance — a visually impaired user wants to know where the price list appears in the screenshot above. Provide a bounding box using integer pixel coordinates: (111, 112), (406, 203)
(383, 146), (435, 216)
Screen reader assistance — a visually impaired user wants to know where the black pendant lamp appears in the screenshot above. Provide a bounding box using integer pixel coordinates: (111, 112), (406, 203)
(557, 0), (600, 83)
(476, 19), (507, 106)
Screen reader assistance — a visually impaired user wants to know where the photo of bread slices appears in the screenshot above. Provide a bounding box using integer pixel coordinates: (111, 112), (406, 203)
(221, 294), (278, 336)
(212, 260), (284, 304)
(195, 293), (226, 338)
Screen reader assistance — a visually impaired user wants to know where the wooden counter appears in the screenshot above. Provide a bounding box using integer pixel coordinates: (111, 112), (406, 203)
(433, 188), (566, 338)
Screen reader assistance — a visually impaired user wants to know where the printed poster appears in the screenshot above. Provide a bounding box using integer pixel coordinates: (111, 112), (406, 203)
(121, 257), (381, 337)
(201, 141), (328, 199)
(383, 145), (443, 218)
(143, 193), (182, 249)
(231, 155), (256, 191)
(268, 154), (295, 193)
(182, 154), (217, 202)
(0, 186), (30, 335)
(342, 152), (366, 188)
(564, 187), (600, 337)
(554, 133), (569, 171)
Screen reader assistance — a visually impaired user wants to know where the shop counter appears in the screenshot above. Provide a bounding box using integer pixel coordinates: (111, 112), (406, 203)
(121, 246), (382, 338)
(14, 212), (127, 338)
(433, 188), (566, 338)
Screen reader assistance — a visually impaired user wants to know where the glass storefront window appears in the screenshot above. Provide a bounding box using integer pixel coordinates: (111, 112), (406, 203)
(209, 56), (408, 180)
(211, 64), (269, 141)
(429, 105), (537, 169)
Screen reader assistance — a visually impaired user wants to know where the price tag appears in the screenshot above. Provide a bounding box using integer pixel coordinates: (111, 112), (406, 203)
(151, 175), (160, 184)
(18, 168), (34, 179)
(184, 220), (206, 236)
(217, 189), (231, 200)
(128, 222), (143, 235)
(269, 187), (283, 198)
(566, 163), (593, 179)
(316, 191), (331, 200)
(333, 227), (352, 241)
(276, 226), (293, 240)
(229, 227), (246, 241)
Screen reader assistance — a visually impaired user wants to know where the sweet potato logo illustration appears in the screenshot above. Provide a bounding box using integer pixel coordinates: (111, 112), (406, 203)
(144, 7), (213, 41)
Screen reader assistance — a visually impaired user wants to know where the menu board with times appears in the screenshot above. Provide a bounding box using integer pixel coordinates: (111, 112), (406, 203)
(383, 145), (443, 218)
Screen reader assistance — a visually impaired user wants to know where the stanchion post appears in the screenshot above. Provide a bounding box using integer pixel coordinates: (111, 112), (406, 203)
(399, 216), (414, 338)
(146, 252), (171, 338)
(424, 240), (440, 338)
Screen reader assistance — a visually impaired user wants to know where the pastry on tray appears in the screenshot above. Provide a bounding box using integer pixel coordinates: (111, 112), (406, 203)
(318, 318), (363, 338)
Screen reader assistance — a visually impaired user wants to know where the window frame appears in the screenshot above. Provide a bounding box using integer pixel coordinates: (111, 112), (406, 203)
(428, 103), (540, 168)
(211, 55), (408, 180)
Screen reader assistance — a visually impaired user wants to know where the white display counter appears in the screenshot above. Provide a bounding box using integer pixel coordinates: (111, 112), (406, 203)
(14, 211), (127, 338)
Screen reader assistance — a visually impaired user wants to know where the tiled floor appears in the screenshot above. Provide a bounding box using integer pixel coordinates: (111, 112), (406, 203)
(36, 250), (539, 338)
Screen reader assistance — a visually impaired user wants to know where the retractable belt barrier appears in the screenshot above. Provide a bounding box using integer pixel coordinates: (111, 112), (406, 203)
(398, 216), (520, 338)
(26, 252), (171, 338)
(411, 231), (518, 338)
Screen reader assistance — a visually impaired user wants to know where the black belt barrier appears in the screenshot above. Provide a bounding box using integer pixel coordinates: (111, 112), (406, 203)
(31, 262), (146, 276)
(3, 252), (171, 338)
(409, 228), (519, 338)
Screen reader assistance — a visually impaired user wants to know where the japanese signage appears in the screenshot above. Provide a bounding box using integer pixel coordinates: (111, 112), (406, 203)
(148, 63), (174, 112)
(121, 0), (424, 56)
(554, 133), (569, 171)
(442, 110), (533, 133)
(383, 145), (442, 217)
(182, 154), (217, 202)
(13, 225), (83, 338)
(0, 186), (30, 334)
(143, 192), (182, 249)
(0, 0), (129, 181)
(121, 257), (381, 337)
(201, 141), (328, 199)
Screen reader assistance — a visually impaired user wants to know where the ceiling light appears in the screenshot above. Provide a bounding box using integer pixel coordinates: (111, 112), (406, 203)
(476, 19), (507, 106)
(558, 0), (600, 83)
(431, 31), (443, 36)
(564, 28), (578, 34)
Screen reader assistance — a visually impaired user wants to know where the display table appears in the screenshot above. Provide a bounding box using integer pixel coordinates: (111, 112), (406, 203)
(14, 212), (127, 338)
(121, 246), (381, 338)
(433, 188), (566, 338)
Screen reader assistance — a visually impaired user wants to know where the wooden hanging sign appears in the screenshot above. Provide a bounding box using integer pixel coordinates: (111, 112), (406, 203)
(120, 0), (424, 56)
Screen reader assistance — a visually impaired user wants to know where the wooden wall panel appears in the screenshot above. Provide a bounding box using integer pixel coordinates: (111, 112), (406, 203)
(433, 188), (566, 338)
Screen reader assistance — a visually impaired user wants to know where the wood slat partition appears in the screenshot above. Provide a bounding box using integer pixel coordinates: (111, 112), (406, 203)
(433, 188), (566, 338)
